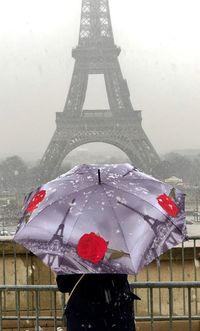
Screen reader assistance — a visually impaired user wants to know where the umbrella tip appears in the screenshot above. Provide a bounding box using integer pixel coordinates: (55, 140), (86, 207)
(98, 169), (101, 184)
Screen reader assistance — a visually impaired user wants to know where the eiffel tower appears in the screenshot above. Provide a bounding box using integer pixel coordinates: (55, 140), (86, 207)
(46, 200), (74, 267)
(40, 0), (160, 182)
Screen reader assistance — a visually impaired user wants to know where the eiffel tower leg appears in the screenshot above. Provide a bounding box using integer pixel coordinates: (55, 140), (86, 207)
(63, 64), (88, 114)
(39, 130), (90, 182)
(104, 65), (133, 112)
(103, 132), (159, 173)
(129, 134), (160, 172)
(38, 67), (89, 182)
(103, 62), (160, 172)
(39, 131), (68, 182)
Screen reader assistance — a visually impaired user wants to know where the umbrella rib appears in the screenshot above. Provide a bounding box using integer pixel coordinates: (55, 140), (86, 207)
(122, 172), (156, 180)
(122, 172), (152, 180)
(145, 223), (186, 269)
(60, 183), (104, 243)
(121, 176), (163, 185)
(104, 183), (184, 235)
(99, 185), (132, 258)
(105, 183), (185, 233)
(27, 182), (99, 221)
(103, 181), (177, 222)
(47, 184), (103, 269)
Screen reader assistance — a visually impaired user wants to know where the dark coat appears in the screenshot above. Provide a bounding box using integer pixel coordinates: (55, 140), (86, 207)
(56, 274), (139, 331)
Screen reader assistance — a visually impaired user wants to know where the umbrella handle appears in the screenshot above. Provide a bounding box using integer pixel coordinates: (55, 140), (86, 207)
(67, 274), (85, 303)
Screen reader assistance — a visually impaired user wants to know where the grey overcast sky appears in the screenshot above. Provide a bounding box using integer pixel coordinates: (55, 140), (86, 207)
(0, 0), (199, 161)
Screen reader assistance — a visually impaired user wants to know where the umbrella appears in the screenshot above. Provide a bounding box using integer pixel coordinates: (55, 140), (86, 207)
(14, 163), (187, 275)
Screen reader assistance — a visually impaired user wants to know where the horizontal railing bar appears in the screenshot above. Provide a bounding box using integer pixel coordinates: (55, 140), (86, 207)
(185, 236), (200, 240)
(2, 315), (200, 322)
(1, 316), (63, 321)
(130, 281), (200, 288)
(1, 281), (200, 290)
(136, 316), (200, 321)
(0, 285), (57, 290)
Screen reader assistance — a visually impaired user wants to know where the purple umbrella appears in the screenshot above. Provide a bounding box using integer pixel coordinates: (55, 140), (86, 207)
(14, 164), (187, 275)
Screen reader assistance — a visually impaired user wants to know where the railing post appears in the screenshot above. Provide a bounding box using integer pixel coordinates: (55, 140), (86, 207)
(150, 287), (154, 331)
(0, 290), (2, 331)
(168, 287), (173, 331)
(188, 287), (192, 331)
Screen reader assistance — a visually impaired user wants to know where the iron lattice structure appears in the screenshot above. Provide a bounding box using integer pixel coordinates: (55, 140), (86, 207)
(40, 0), (160, 181)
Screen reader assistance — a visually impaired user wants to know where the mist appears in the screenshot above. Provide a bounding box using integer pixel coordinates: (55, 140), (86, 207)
(0, 0), (200, 161)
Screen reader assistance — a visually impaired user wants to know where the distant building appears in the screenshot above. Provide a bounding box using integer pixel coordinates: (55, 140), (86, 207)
(164, 176), (184, 188)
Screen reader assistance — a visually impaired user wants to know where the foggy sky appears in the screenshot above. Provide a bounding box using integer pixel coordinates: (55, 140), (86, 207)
(0, 0), (200, 161)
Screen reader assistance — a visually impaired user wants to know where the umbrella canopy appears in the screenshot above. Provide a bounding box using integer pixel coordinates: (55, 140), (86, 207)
(14, 164), (187, 275)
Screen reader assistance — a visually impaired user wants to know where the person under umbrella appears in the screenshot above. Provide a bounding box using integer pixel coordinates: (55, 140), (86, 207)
(56, 273), (140, 331)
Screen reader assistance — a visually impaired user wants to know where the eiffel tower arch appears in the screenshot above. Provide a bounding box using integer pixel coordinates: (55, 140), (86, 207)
(40, 0), (160, 182)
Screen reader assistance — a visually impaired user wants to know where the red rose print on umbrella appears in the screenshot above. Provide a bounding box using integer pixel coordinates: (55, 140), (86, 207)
(77, 232), (129, 264)
(26, 190), (46, 213)
(77, 232), (108, 264)
(157, 194), (180, 217)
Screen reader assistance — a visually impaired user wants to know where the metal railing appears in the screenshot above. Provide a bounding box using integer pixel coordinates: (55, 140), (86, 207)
(0, 285), (64, 331)
(0, 282), (200, 331)
(131, 281), (200, 331)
